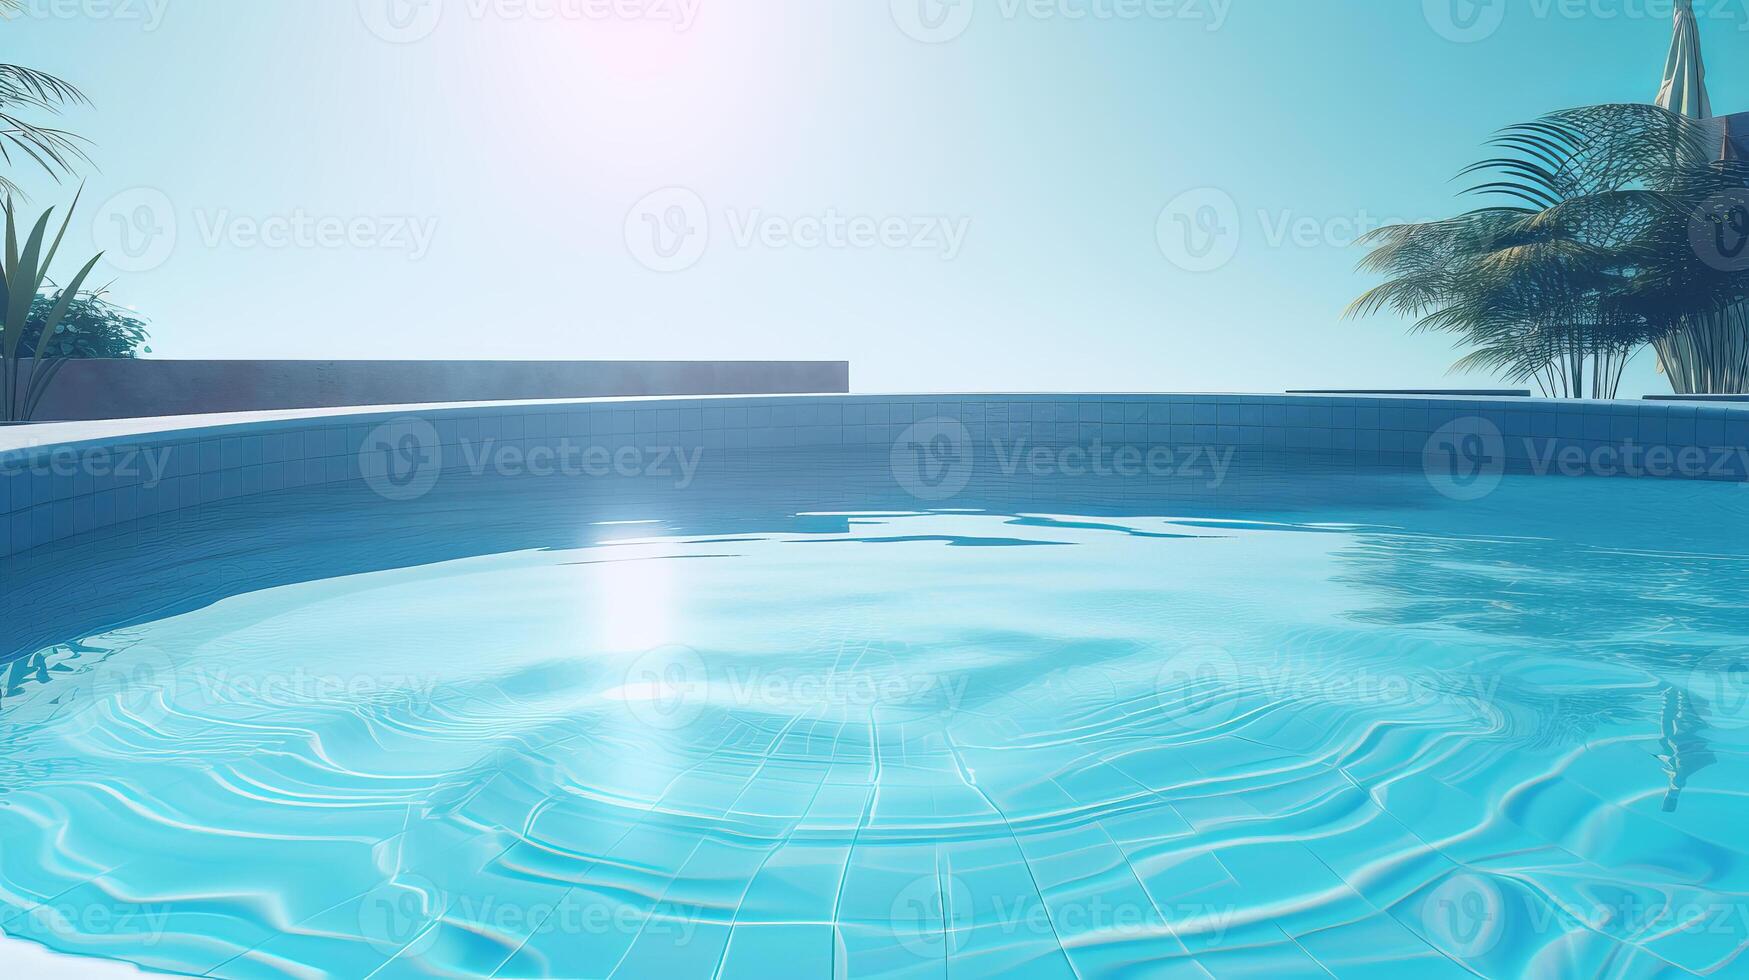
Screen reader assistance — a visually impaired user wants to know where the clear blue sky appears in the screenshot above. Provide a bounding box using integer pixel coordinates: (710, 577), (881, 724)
(9, 0), (1743, 395)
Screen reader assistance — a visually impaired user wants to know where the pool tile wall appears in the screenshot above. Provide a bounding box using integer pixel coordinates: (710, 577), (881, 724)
(4, 394), (1748, 559)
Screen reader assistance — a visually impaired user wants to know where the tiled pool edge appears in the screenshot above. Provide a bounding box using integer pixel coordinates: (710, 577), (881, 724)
(5, 393), (1748, 560)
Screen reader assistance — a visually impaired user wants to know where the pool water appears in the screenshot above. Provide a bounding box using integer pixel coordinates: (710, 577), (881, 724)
(4, 450), (1749, 978)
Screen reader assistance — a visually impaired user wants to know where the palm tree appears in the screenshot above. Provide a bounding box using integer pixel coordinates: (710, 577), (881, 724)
(0, 2), (90, 198)
(1349, 104), (1749, 398)
(1633, 180), (1749, 394)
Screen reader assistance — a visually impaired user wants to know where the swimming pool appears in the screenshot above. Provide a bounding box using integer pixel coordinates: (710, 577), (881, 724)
(4, 395), (1749, 978)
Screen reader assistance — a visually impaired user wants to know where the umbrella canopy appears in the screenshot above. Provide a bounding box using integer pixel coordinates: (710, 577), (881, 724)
(1657, 0), (1713, 118)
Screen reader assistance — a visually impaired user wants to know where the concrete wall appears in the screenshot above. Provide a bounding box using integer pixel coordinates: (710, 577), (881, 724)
(25, 360), (851, 421)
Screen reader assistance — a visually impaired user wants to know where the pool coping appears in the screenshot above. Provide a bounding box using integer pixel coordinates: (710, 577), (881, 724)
(0, 394), (825, 456)
(5, 391), (1749, 561)
(9, 391), (1739, 457)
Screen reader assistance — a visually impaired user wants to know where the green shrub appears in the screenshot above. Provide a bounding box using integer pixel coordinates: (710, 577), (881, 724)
(18, 292), (149, 359)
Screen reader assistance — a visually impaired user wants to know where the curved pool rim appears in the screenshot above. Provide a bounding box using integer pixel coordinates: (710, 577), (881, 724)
(4, 391), (1748, 564)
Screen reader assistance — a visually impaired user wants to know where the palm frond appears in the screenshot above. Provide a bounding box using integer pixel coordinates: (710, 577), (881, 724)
(1349, 102), (1745, 397)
